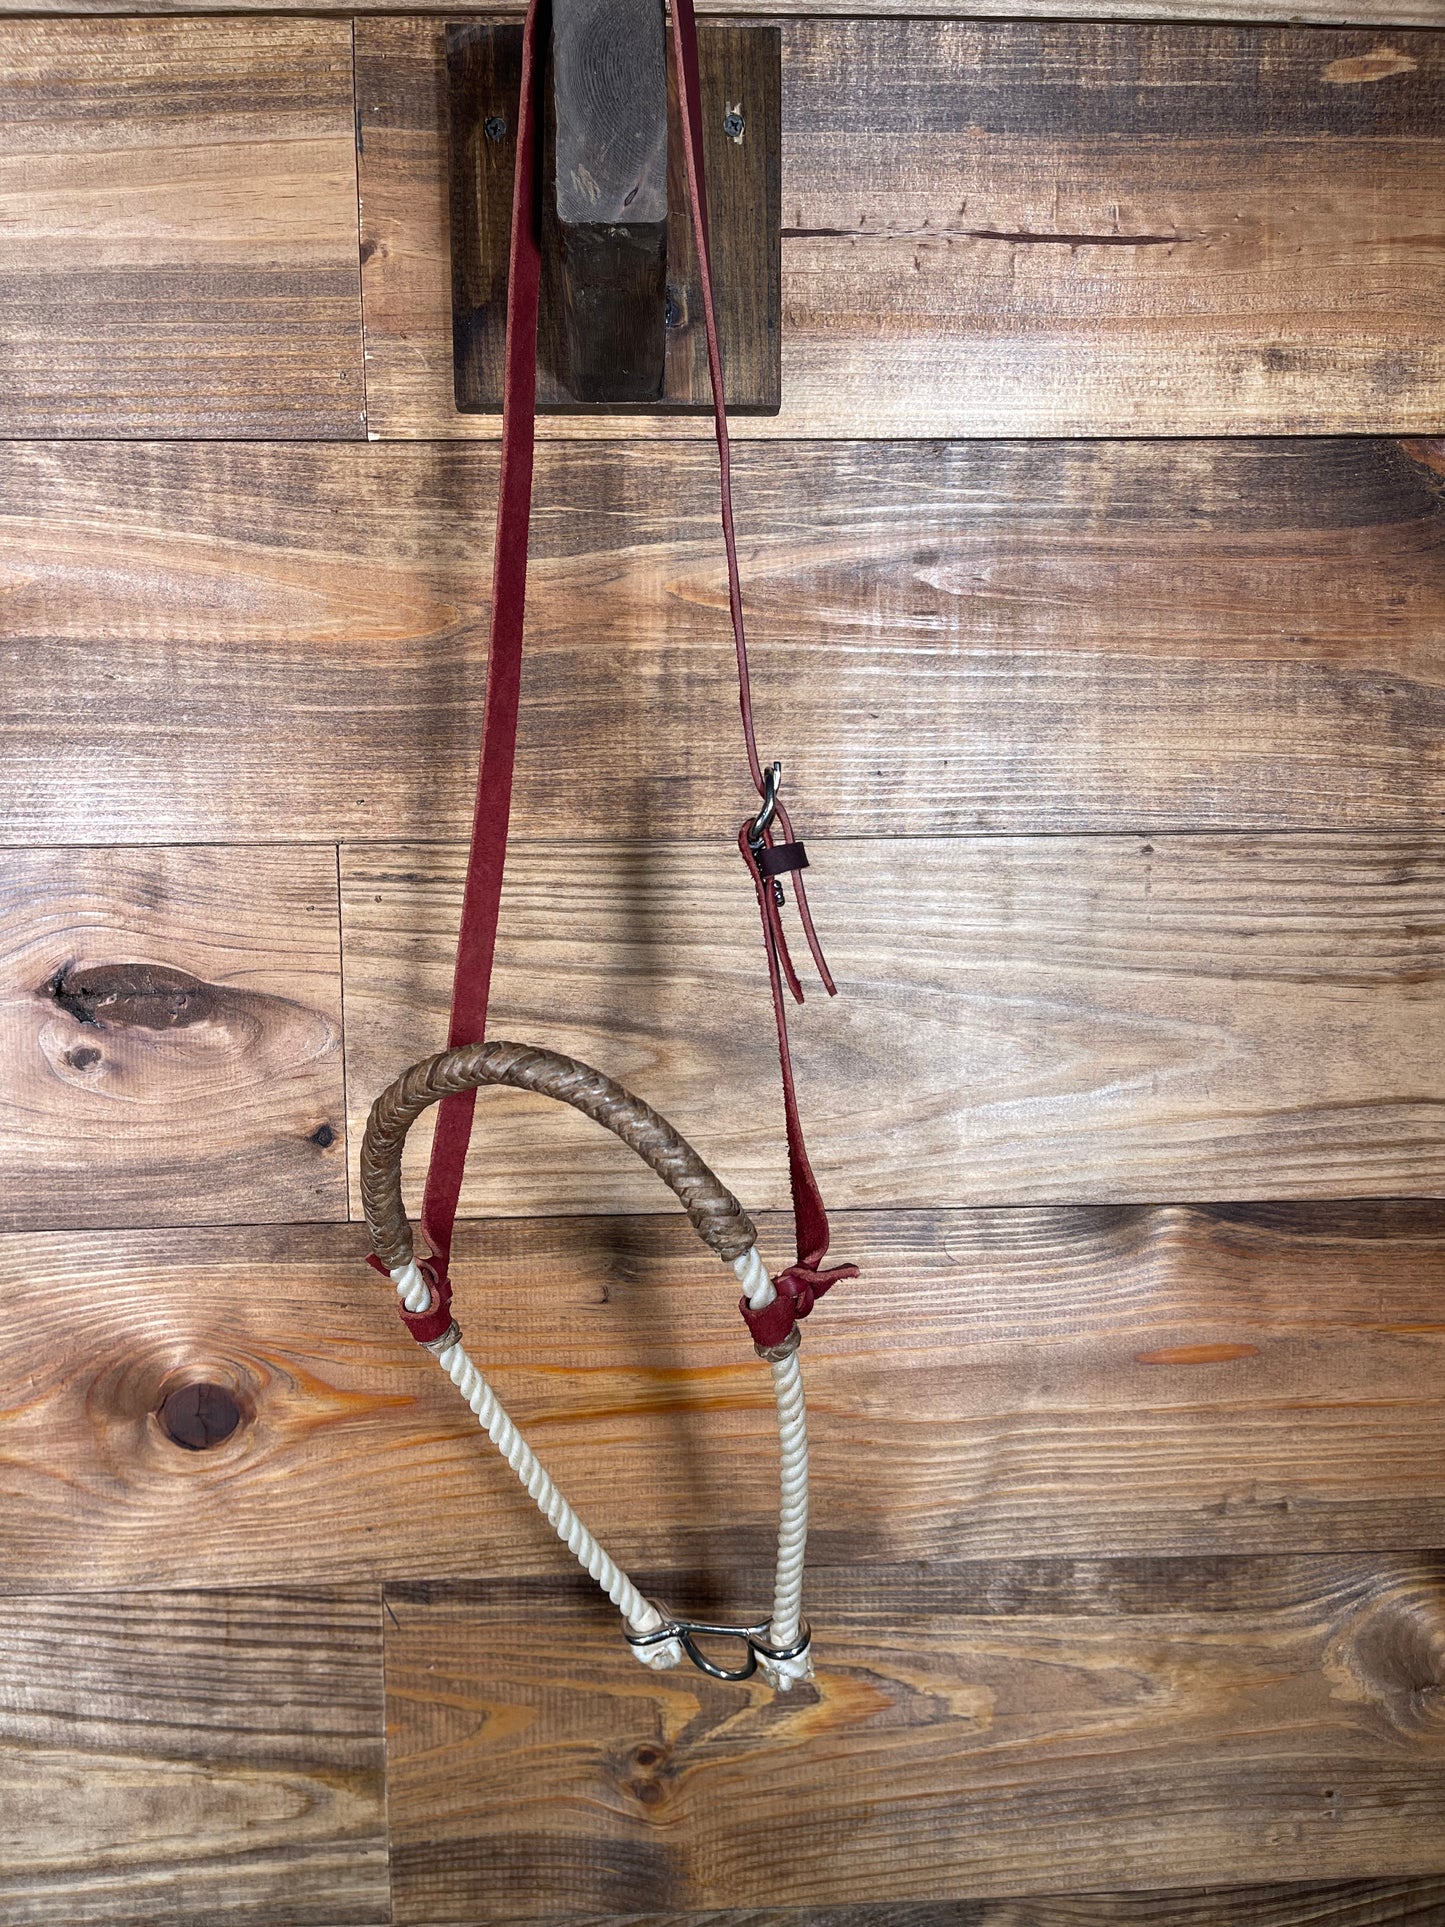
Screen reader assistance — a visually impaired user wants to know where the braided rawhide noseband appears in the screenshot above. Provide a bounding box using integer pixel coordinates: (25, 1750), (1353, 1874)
(361, 1041), (814, 1689)
(363, 1040), (758, 1274)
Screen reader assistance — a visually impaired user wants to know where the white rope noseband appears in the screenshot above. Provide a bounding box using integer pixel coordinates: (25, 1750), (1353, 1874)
(390, 1238), (814, 1691)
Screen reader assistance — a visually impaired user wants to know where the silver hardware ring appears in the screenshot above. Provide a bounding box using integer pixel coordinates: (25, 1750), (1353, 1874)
(625, 1602), (812, 1682)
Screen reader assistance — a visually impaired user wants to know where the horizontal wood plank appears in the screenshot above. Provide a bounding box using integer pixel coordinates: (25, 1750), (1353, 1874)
(384, 1555), (1445, 1917)
(6, 1205), (1443, 1593)
(3, 437), (1442, 844)
(4, 0), (1444, 19)
(0, 846), (346, 1231)
(438, 1885), (1445, 1927)
(358, 19), (1445, 439)
(342, 836), (1445, 1214)
(0, 1586), (386, 1924)
(0, 18), (364, 438)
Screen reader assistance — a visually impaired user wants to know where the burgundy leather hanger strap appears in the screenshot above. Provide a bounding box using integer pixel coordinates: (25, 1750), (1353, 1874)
(393, 0), (856, 1347)
(395, 0), (545, 1337)
(669, 0), (857, 1340)
(667, 0), (831, 989)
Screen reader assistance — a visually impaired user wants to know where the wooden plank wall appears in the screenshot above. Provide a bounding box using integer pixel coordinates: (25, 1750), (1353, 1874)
(0, 7), (1443, 1924)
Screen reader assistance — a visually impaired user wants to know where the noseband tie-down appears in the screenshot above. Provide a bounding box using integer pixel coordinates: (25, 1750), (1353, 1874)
(363, 0), (854, 1688)
(362, 1041), (815, 1689)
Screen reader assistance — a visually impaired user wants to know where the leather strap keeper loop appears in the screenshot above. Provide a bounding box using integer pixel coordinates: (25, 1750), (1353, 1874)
(758, 841), (809, 878)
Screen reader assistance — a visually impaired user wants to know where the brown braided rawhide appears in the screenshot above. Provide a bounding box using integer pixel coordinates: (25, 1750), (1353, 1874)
(362, 1039), (757, 1292)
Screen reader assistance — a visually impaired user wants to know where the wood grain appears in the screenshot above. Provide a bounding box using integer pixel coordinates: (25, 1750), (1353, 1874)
(341, 835), (1445, 1216)
(4, 0), (1443, 21)
(6, 1204), (1445, 1594)
(0, 18), (363, 439)
(0, 1586), (386, 1924)
(2, 8), (1440, 1920)
(5, 437), (1442, 845)
(0, 846), (346, 1231)
(357, 19), (1445, 439)
(384, 1555), (1445, 1918)
(450, 1886), (1445, 1927)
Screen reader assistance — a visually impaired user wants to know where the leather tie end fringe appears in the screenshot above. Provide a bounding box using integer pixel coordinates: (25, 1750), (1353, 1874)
(739, 1259), (860, 1347)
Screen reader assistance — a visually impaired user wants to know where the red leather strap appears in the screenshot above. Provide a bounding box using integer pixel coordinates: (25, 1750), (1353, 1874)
(402, 0), (856, 1348)
(735, 827), (857, 1346)
(670, 0), (856, 1341)
(408, 0), (545, 1335)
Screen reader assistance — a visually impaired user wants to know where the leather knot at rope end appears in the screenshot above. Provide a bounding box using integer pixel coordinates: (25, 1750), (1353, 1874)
(739, 1258), (859, 1348)
(367, 1250), (456, 1345)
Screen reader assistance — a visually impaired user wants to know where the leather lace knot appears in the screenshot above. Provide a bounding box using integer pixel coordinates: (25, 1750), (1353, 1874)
(740, 1258), (859, 1348)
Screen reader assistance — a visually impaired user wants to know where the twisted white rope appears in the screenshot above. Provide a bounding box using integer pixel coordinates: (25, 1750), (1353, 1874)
(392, 1242), (813, 1689)
(767, 1350), (809, 1642)
(392, 1259), (681, 1669)
(733, 1245), (813, 1688)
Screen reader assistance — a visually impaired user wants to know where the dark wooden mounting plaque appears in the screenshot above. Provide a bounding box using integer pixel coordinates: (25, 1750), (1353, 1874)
(445, 18), (781, 414)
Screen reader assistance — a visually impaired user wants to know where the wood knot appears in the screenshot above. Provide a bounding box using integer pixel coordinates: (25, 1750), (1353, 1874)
(1330, 1567), (1445, 1735)
(1321, 45), (1418, 84)
(45, 961), (216, 1030)
(619, 1739), (673, 1812)
(156, 1378), (247, 1452)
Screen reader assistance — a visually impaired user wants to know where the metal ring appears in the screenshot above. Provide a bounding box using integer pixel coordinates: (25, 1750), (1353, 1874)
(625, 1602), (811, 1682)
(755, 1326), (802, 1364)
